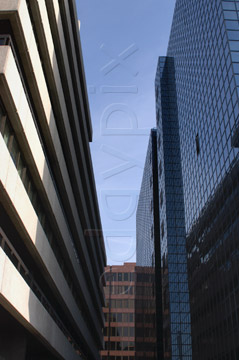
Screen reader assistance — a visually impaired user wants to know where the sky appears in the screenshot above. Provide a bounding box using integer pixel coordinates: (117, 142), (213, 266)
(76, 0), (176, 265)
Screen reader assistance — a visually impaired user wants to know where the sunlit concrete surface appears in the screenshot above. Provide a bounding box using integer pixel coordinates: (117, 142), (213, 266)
(0, 0), (106, 359)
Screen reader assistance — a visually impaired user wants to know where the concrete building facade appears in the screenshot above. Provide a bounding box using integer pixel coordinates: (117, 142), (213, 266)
(100, 263), (158, 360)
(101, 263), (136, 360)
(0, 1), (106, 359)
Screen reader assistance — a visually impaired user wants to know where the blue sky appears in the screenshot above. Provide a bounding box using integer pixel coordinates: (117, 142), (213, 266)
(76, 0), (176, 265)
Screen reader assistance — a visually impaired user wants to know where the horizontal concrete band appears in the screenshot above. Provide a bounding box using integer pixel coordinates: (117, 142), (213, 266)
(0, 248), (82, 360)
(0, 44), (100, 347)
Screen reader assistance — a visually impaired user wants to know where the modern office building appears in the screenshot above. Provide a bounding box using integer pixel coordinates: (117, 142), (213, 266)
(164, 0), (239, 359)
(139, 0), (239, 359)
(135, 266), (158, 360)
(136, 128), (163, 360)
(155, 57), (192, 360)
(100, 263), (136, 360)
(101, 263), (159, 360)
(186, 157), (239, 360)
(0, 1), (106, 359)
(136, 129), (159, 268)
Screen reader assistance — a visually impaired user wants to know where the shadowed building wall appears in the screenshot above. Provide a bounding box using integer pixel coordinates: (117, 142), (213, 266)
(135, 266), (158, 360)
(136, 128), (163, 360)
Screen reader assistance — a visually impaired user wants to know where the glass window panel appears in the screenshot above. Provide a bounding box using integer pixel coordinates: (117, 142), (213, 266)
(123, 272), (128, 281)
(111, 327), (116, 336)
(118, 327), (122, 336)
(3, 121), (11, 146)
(222, 2), (236, 10)
(17, 154), (25, 178)
(123, 328), (128, 337)
(0, 113), (6, 134)
(122, 299), (128, 308)
(122, 313), (128, 322)
(228, 30), (239, 40)
(225, 20), (239, 30)
(117, 300), (122, 308)
(116, 342), (121, 350)
(10, 136), (19, 165)
(117, 313), (122, 322)
(118, 273), (122, 281)
(233, 63), (239, 73)
(23, 170), (31, 192)
(28, 182), (36, 204)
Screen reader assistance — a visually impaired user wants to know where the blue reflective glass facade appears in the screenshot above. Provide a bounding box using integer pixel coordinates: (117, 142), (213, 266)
(136, 129), (164, 360)
(138, 1), (239, 359)
(136, 129), (158, 268)
(155, 57), (192, 360)
(165, 1), (239, 359)
(167, 0), (239, 234)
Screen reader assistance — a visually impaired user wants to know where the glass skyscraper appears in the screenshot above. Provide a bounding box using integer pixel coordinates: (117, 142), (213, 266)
(166, 1), (239, 359)
(136, 129), (163, 360)
(136, 129), (159, 268)
(155, 57), (192, 360)
(167, 0), (239, 236)
(138, 1), (239, 359)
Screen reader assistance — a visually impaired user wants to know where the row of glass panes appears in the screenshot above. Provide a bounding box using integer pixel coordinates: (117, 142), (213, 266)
(104, 327), (135, 337)
(105, 340), (135, 350)
(105, 299), (135, 309)
(104, 312), (134, 323)
(104, 285), (134, 296)
(105, 272), (135, 282)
